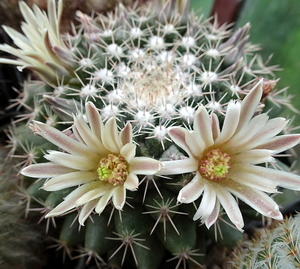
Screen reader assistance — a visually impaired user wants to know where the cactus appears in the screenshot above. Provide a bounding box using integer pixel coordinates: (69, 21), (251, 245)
(229, 213), (300, 269)
(0, 148), (45, 269)
(1, 0), (300, 268)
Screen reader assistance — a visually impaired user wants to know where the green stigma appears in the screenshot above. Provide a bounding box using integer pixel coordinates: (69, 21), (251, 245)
(97, 165), (112, 179)
(213, 165), (228, 177)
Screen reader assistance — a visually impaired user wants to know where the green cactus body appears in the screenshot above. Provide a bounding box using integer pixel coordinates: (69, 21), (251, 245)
(1, 0), (300, 268)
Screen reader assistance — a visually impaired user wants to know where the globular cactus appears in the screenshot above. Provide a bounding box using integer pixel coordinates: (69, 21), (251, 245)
(229, 213), (300, 269)
(1, 0), (300, 268)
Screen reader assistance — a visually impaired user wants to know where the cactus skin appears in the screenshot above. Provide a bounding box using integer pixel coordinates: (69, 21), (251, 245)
(0, 0), (299, 268)
(229, 213), (300, 269)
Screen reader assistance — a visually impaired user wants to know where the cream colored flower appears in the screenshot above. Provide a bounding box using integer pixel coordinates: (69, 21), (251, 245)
(160, 81), (300, 231)
(0, 0), (74, 83)
(21, 102), (161, 225)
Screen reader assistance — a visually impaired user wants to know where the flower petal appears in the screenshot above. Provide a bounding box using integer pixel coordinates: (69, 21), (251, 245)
(227, 169), (278, 193)
(112, 186), (126, 210)
(239, 164), (300, 191)
(2, 25), (31, 50)
(211, 113), (220, 140)
(205, 201), (220, 229)
(85, 101), (104, 140)
(0, 56), (23, 66)
(231, 149), (274, 164)
(225, 113), (269, 151)
(236, 80), (262, 132)
(256, 134), (300, 154)
(168, 127), (194, 157)
(45, 150), (97, 171)
(33, 121), (98, 158)
(193, 183), (217, 222)
(48, 0), (63, 40)
(216, 186), (244, 232)
(72, 124), (85, 144)
(225, 181), (283, 220)
(194, 106), (214, 148)
(78, 199), (98, 226)
(178, 173), (204, 203)
(215, 101), (241, 145)
(120, 122), (133, 146)
(21, 163), (75, 178)
(19, 1), (40, 31)
(95, 191), (114, 214)
(43, 171), (97, 191)
(45, 182), (98, 218)
(158, 158), (198, 175)
(235, 118), (287, 153)
(74, 115), (109, 156)
(129, 157), (161, 175)
(76, 183), (112, 206)
(124, 173), (139, 190)
(102, 117), (122, 153)
(188, 131), (206, 157)
(120, 143), (136, 163)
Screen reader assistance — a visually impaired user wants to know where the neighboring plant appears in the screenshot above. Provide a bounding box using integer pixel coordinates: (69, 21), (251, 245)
(1, 0), (300, 268)
(0, 148), (44, 269)
(230, 213), (300, 269)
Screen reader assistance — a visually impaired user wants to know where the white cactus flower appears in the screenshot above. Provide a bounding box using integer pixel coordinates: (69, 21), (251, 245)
(21, 102), (161, 225)
(0, 0), (74, 83)
(159, 81), (300, 231)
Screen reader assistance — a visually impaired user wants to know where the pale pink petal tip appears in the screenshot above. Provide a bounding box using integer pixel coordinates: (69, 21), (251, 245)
(129, 157), (162, 175)
(204, 203), (220, 229)
(177, 191), (185, 203)
(158, 158), (198, 175)
(233, 221), (244, 232)
(177, 174), (204, 204)
(268, 208), (283, 220)
(124, 173), (139, 190)
(120, 122), (133, 145)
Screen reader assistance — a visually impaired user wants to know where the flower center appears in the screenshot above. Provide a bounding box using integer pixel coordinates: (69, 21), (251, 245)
(97, 153), (128, 186)
(198, 148), (231, 181)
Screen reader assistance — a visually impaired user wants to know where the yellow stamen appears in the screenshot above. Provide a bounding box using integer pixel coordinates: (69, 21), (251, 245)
(97, 153), (128, 185)
(198, 148), (231, 181)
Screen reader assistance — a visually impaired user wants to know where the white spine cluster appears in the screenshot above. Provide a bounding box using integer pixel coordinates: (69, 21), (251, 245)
(232, 214), (300, 269)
